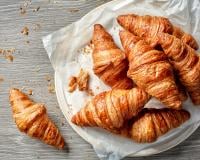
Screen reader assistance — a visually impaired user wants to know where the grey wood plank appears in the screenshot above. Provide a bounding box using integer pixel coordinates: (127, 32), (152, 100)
(0, 0), (200, 160)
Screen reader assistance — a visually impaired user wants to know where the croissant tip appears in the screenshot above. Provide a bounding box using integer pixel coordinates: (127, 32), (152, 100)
(57, 141), (65, 150)
(94, 24), (104, 30)
(117, 15), (125, 24)
(71, 115), (77, 124)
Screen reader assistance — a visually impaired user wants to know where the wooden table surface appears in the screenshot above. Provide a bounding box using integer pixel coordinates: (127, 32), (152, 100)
(1, 0), (200, 160)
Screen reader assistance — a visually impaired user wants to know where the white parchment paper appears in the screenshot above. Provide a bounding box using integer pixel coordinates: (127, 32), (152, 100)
(43, 0), (200, 159)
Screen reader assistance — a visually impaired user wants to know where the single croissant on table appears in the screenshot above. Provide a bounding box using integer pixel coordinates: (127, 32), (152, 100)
(120, 30), (182, 109)
(117, 14), (198, 50)
(9, 88), (65, 149)
(92, 24), (133, 89)
(127, 108), (190, 143)
(157, 33), (200, 105)
(71, 87), (150, 130)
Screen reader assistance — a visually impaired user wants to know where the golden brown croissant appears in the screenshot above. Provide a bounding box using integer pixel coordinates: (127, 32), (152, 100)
(9, 88), (65, 149)
(71, 87), (150, 130)
(157, 33), (200, 105)
(129, 108), (190, 143)
(117, 14), (198, 50)
(92, 24), (133, 89)
(172, 26), (198, 50)
(120, 30), (182, 109)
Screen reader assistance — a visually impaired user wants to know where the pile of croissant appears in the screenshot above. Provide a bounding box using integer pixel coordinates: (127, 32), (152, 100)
(71, 14), (200, 143)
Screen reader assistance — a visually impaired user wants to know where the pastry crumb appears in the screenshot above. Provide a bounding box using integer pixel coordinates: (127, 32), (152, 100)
(81, 43), (94, 54)
(87, 88), (94, 96)
(69, 8), (79, 13)
(45, 75), (51, 82)
(28, 89), (33, 95)
(96, 86), (100, 90)
(68, 76), (77, 92)
(77, 69), (89, 91)
(0, 48), (15, 62)
(21, 26), (29, 35)
(5, 54), (14, 62)
(33, 6), (40, 12)
(20, 7), (26, 15)
(67, 69), (93, 95)
(33, 23), (41, 31)
(0, 76), (4, 83)
(48, 82), (55, 93)
(26, 40), (30, 44)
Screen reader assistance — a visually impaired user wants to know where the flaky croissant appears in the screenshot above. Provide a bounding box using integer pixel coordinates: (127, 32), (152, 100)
(120, 30), (182, 109)
(117, 14), (198, 50)
(9, 88), (65, 149)
(157, 33), (200, 105)
(92, 24), (133, 89)
(129, 108), (190, 143)
(71, 87), (150, 130)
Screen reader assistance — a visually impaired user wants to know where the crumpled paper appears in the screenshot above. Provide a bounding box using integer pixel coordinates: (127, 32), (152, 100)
(43, 0), (200, 159)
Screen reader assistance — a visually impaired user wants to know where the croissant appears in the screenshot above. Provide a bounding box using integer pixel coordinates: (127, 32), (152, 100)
(71, 87), (150, 130)
(157, 33), (200, 105)
(129, 108), (190, 143)
(9, 88), (65, 149)
(92, 24), (133, 89)
(172, 26), (198, 50)
(117, 14), (198, 50)
(120, 30), (182, 109)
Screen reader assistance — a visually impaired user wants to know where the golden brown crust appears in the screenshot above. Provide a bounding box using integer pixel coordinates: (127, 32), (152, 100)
(9, 88), (65, 149)
(120, 30), (182, 109)
(117, 14), (198, 50)
(157, 33), (200, 105)
(129, 108), (190, 143)
(172, 26), (198, 50)
(71, 87), (150, 130)
(92, 24), (133, 89)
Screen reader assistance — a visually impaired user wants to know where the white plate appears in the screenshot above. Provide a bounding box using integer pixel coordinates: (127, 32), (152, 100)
(51, 0), (200, 157)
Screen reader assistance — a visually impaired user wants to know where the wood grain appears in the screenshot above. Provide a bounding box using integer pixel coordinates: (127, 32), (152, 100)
(0, 0), (200, 160)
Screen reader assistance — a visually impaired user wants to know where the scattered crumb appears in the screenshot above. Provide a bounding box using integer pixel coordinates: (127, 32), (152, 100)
(20, 7), (26, 15)
(21, 26), (29, 35)
(28, 89), (33, 95)
(45, 75), (51, 82)
(96, 86), (99, 90)
(68, 76), (77, 92)
(77, 69), (89, 91)
(0, 48), (15, 62)
(26, 40), (30, 44)
(33, 6), (40, 12)
(5, 54), (14, 62)
(79, 43), (94, 55)
(61, 122), (65, 126)
(87, 88), (94, 96)
(0, 76), (4, 83)
(69, 8), (79, 13)
(33, 23), (41, 31)
(48, 82), (55, 93)
(67, 69), (93, 95)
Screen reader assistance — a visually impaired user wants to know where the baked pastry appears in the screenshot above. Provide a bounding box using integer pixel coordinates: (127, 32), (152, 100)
(120, 30), (182, 109)
(117, 14), (198, 50)
(92, 24), (133, 89)
(157, 33), (200, 105)
(9, 88), (65, 149)
(129, 108), (190, 143)
(71, 87), (150, 130)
